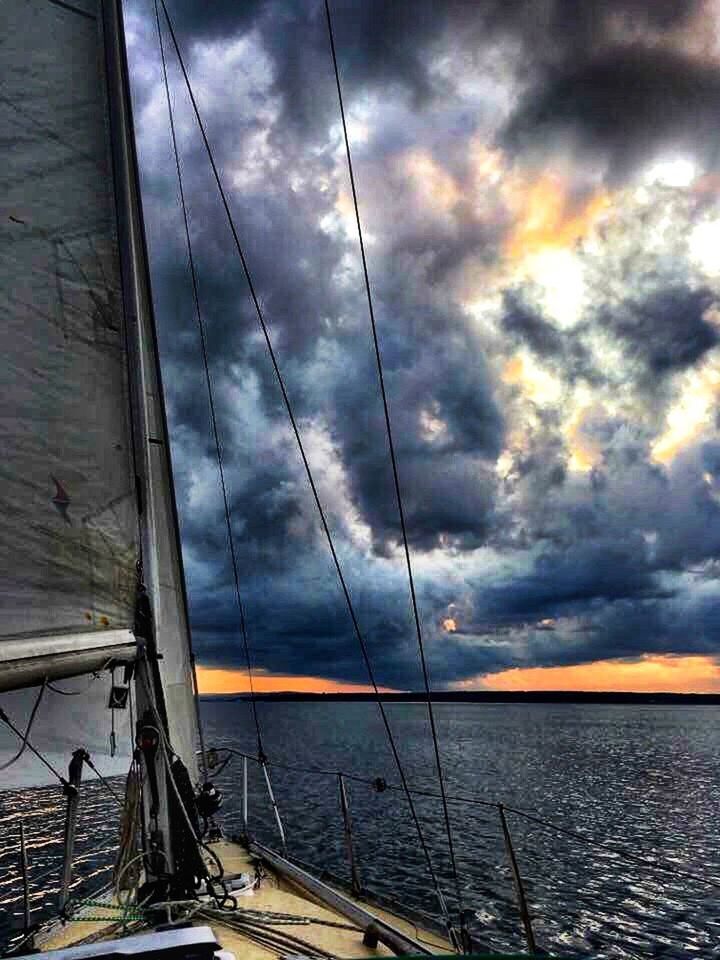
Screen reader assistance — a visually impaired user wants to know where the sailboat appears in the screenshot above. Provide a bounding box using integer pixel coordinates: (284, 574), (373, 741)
(0, 1), (509, 957)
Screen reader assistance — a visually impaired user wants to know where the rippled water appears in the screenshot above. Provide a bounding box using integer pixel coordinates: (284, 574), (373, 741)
(2, 701), (719, 957)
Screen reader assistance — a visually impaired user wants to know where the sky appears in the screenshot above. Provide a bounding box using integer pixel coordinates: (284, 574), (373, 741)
(125, 0), (720, 694)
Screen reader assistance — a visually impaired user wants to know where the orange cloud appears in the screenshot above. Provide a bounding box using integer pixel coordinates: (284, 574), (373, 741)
(402, 148), (461, 212)
(504, 173), (610, 261)
(196, 666), (397, 696)
(501, 352), (562, 405)
(478, 654), (720, 693)
(651, 354), (720, 464)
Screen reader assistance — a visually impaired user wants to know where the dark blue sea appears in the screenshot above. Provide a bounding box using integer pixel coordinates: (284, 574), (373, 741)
(1, 701), (719, 958)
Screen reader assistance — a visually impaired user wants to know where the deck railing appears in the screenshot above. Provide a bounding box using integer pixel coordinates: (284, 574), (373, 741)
(210, 747), (720, 959)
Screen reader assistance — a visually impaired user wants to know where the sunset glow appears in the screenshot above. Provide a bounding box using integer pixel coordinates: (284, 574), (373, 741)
(198, 656), (720, 696)
(478, 655), (720, 694)
(504, 174), (610, 261)
(196, 666), (397, 695)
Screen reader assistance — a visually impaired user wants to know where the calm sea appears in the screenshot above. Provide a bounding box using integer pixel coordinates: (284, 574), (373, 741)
(1, 701), (718, 957)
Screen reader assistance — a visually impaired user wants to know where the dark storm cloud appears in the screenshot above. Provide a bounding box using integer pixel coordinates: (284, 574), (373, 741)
(183, 542), (439, 688)
(500, 289), (598, 385)
(127, 0), (720, 687)
(326, 316), (504, 553)
(480, 537), (663, 623)
(600, 285), (718, 376)
(505, 47), (720, 182)
(501, 291), (565, 358)
(161, 0), (704, 112)
(501, 281), (719, 393)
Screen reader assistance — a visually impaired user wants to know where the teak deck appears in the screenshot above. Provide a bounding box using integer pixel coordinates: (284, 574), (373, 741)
(36, 838), (451, 959)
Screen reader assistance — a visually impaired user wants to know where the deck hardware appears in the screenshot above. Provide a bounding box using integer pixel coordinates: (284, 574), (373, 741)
(363, 922), (380, 947)
(59, 749), (89, 914)
(19, 822), (30, 934)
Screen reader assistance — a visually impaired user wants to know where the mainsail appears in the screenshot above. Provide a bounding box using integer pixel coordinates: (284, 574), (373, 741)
(0, 0), (137, 640)
(0, 0), (199, 786)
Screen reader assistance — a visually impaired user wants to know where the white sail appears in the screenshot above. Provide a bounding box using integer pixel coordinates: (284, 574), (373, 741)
(0, 0), (137, 639)
(0, 0), (199, 785)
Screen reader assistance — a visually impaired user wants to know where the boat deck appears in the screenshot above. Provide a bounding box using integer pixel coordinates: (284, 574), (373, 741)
(36, 838), (451, 959)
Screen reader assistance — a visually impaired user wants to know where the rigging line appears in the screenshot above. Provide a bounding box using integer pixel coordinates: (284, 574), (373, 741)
(0, 705), (70, 789)
(221, 748), (497, 811)
(227, 746), (720, 890)
(0, 680), (47, 771)
(153, 0), (219, 774)
(323, 0), (463, 920)
(82, 755), (125, 809)
(157, 0), (455, 934)
(502, 805), (720, 892)
(136, 667), (223, 885)
(138, 686), (234, 907)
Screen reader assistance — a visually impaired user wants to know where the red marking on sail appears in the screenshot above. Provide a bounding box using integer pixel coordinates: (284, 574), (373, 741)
(51, 475), (71, 523)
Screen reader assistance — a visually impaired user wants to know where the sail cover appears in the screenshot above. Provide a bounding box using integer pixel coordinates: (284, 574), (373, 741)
(0, 0), (137, 638)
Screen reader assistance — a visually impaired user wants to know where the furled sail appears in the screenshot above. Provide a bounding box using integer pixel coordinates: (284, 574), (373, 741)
(0, 0), (199, 785)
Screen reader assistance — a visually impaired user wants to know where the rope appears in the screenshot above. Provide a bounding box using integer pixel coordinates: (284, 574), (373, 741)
(197, 908), (338, 960)
(114, 762), (142, 894)
(156, 1), (454, 936)
(153, 0), (261, 766)
(65, 900), (147, 922)
(0, 704), (70, 789)
(136, 667), (232, 909)
(230, 908), (360, 931)
(83, 754), (125, 809)
(46, 679), (91, 696)
(215, 747), (497, 805)
(323, 0), (464, 934)
(0, 680), (47, 771)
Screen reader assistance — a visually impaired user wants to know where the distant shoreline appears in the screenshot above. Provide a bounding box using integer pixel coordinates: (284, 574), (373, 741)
(200, 690), (720, 704)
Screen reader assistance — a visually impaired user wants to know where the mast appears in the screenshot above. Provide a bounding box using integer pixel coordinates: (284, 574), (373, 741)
(101, 0), (199, 783)
(101, 0), (202, 889)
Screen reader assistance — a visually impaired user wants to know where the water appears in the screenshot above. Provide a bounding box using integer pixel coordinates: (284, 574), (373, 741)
(1, 701), (719, 957)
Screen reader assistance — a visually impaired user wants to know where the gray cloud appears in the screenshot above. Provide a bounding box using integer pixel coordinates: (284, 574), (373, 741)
(127, 0), (720, 687)
(504, 47), (720, 183)
(600, 285), (717, 376)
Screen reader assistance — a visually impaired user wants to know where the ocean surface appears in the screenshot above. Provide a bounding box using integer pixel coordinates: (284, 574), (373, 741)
(1, 701), (719, 958)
